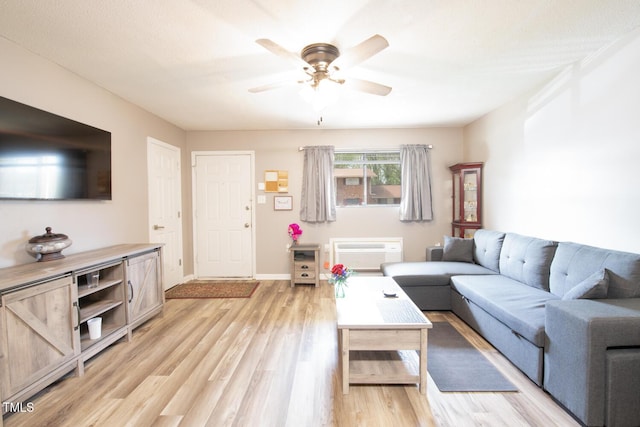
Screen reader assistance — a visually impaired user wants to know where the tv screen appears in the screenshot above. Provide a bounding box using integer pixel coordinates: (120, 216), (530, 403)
(0, 96), (112, 200)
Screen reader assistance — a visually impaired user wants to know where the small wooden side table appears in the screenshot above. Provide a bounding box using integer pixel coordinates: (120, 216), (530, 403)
(290, 243), (320, 287)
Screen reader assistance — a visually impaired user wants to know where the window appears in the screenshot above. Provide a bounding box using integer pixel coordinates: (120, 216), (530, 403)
(345, 177), (360, 186)
(334, 151), (401, 207)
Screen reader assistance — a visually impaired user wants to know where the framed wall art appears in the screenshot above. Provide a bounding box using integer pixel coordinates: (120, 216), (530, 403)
(274, 196), (293, 211)
(265, 170), (289, 193)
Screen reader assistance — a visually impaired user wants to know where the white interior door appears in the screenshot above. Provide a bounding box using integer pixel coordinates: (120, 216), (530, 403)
(192, 152), (254, 278)
(147, 138), (183, 289)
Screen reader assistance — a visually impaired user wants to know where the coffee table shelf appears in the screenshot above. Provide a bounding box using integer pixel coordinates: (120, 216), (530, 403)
(349, 349), (420, 385)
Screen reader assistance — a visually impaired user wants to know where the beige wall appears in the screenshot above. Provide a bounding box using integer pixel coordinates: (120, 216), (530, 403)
(0, 38), (186, 268)
(9, 25), (638, 276)
(186, 129), (462, 275)
(464, 28), (640, 253)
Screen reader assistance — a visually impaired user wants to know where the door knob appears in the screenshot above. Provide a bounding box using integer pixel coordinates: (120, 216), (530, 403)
(153, 225), (165, 230)
(244, 223), (250, 228)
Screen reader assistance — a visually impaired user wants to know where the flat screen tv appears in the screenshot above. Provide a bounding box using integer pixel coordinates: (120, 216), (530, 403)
(0, 96), (112, 200)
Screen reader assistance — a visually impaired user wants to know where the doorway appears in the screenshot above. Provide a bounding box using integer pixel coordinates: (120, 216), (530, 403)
(192, 151), (255, 278)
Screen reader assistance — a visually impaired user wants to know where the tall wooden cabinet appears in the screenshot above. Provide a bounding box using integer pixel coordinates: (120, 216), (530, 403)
(450, 162), (483, 238)
(0, 244), (163, 424)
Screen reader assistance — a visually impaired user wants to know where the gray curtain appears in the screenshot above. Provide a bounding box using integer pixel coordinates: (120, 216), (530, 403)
(399, 144), (433, 221)
(300, 145), (336, 222)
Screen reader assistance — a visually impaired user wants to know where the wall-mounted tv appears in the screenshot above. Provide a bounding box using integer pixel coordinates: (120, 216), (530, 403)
(0, 96), (112, 200)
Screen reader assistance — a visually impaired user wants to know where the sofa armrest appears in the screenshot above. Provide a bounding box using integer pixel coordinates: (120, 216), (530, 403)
(426, 246), (443, 261)
(544, 298), (640, 426)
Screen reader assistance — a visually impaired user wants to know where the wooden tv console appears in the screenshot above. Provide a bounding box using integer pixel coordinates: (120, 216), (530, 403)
(0, 244), (164, 426)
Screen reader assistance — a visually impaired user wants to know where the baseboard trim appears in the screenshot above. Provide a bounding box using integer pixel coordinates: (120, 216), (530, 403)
(183, 272), (377, 282)
(255, 273), (334, 281)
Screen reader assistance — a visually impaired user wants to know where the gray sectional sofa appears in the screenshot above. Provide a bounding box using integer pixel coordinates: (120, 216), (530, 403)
(381, 230), (640, 427)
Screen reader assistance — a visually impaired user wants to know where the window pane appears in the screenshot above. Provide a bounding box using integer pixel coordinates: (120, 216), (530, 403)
(334, 151), (401, 207)
(369, 163), (401, 205)
(335, 152), (364, 163)
(364, 152), (400, 162)
(335, 164), (365, 206)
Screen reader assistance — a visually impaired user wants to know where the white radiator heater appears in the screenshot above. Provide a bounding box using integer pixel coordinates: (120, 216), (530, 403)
(330, 238), (403, 271)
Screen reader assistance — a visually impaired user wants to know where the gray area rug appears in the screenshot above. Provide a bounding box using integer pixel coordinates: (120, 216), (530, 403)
(428, 322), (518, 392)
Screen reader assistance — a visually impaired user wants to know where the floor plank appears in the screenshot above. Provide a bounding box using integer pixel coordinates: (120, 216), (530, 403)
(3, 280), (579, 427)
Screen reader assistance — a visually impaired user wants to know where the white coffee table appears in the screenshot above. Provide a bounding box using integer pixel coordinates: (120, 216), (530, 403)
(335, 276), (432, 394)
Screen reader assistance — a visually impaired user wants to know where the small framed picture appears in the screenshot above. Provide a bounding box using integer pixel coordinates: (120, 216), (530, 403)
(274, 196), (293, 211)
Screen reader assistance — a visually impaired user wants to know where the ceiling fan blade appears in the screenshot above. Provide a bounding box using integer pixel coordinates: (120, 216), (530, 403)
(248, 79), (299, 93)
(331, 34), (389, 70)
(256, 39), (313, 70)
(344, 78), (392, 96)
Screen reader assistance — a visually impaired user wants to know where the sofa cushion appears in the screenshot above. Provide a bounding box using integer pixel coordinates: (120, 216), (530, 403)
(562, 269), (609, 300)
(499, 233), (557, 291)
(381, 261), (496, 287)
(442, 236), (474, 263)
(549, 242), (640, 299)
(473, 229), (505, 272)
(451, 274), (560, 346)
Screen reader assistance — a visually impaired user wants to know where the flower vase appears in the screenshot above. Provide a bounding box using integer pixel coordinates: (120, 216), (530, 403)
(334, 281), (346, 298)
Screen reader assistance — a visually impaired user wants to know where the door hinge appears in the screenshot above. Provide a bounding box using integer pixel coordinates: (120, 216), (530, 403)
(179, 259), (182, 266)
(177, 211), (181, 218)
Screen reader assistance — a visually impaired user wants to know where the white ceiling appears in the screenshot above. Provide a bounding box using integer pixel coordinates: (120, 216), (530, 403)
(1, 1), (640, 130)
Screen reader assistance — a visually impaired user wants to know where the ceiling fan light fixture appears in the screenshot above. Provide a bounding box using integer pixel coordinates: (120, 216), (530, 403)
(296, 43), (345, 111)
(299, 78), (341, 112)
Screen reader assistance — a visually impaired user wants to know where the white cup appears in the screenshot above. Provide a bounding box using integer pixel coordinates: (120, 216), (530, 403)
(87, 317), (102, 339)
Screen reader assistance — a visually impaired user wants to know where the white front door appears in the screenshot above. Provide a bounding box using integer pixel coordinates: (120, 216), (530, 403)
(192, 152), (254, 278)
(147, 138), (183, 289)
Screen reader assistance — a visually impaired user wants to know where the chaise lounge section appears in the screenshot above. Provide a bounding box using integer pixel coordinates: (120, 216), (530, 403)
(381, 230), (640, 426)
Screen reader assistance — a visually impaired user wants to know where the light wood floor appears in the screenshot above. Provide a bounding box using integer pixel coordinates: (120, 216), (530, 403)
(3, 280), (580, 427)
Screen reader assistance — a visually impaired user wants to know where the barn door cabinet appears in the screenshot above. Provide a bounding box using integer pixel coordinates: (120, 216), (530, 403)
(126, 249), (164, 329)
(0, 244), (163, 424)
(0, 275), (80, 405)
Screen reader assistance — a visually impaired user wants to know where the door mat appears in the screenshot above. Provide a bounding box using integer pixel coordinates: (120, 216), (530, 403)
(428, 322), (518, 392)
(165, 280), (259, 299)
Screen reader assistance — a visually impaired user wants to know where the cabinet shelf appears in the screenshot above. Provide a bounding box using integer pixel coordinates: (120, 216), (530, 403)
(78, 279), (123, 298)
(80, 323), (126, 350)
(79, 300), (123, 323)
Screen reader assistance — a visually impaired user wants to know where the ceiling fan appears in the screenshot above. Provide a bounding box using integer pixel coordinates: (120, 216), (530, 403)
(249, 34), (392, 97)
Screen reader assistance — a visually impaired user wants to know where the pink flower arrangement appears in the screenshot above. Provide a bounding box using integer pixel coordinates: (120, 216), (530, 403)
(288, 223), (303, 243)
(329, 263), (353, 298)
(329, 263), (352, 285)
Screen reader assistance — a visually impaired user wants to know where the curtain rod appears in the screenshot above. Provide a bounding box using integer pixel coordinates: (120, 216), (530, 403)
(298, 145), (433, 151)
